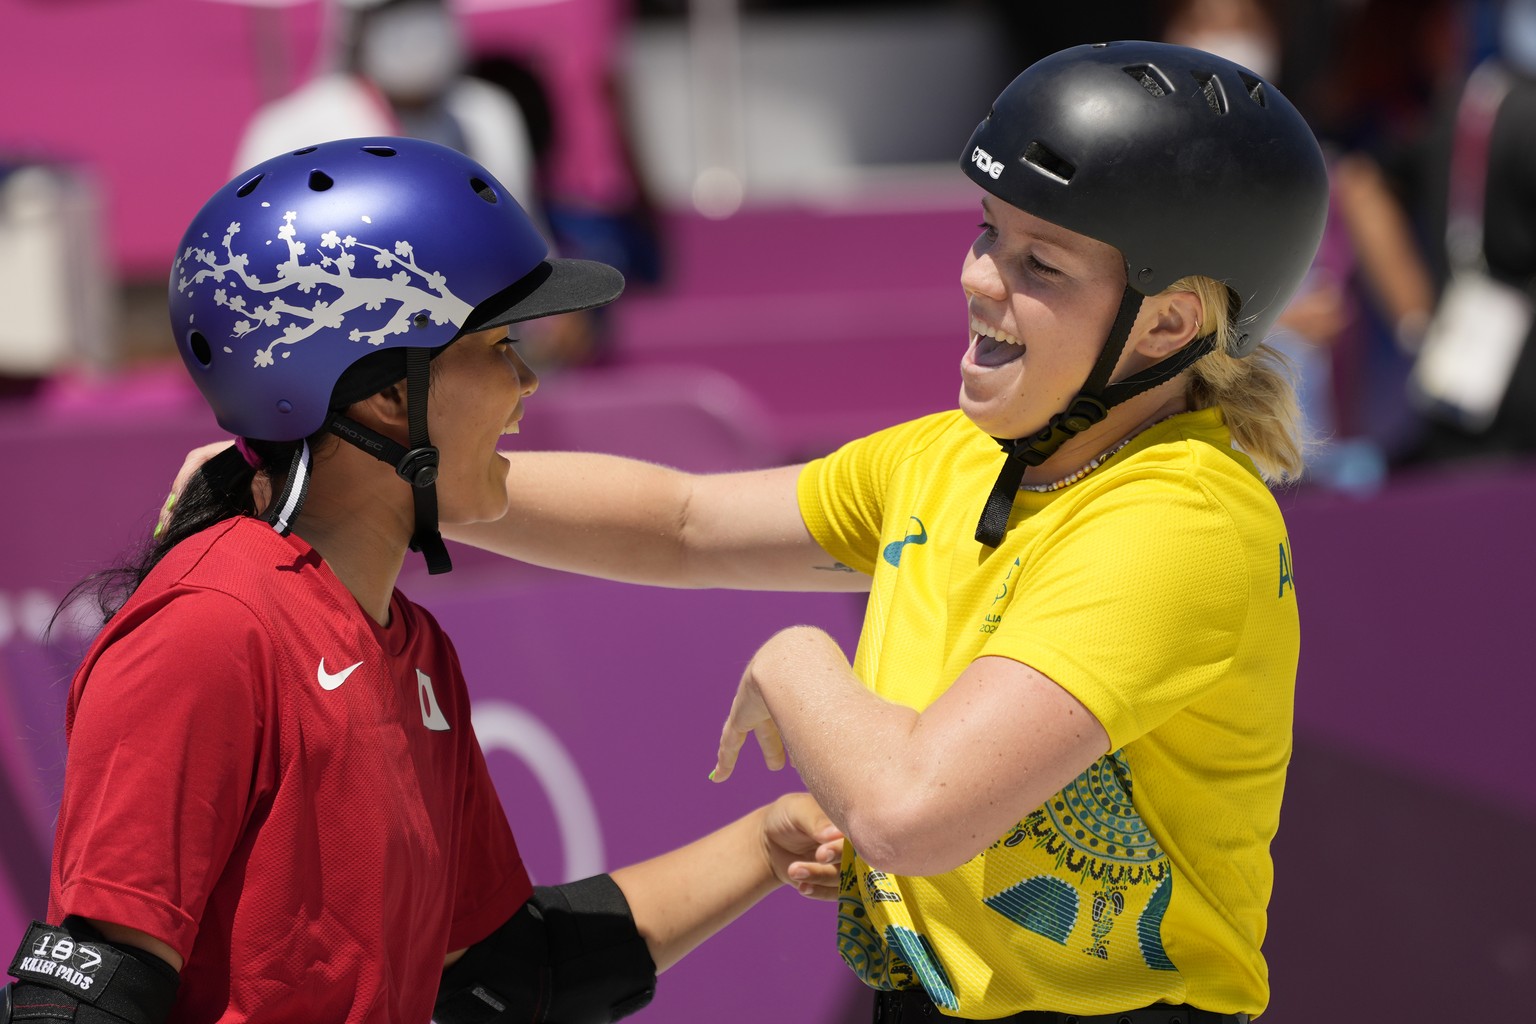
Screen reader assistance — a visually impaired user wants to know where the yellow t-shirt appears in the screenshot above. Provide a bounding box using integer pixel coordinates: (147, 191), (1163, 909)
(796, 406), (1298, 1018)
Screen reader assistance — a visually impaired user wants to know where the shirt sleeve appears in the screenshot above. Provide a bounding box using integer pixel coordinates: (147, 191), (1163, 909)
(981, 471), (1252, 750)
(796, 414), (955, 574)
(50, 588), (270, 960)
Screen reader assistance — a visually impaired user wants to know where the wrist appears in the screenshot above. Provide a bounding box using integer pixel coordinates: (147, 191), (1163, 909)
(752, 802), (794, 892)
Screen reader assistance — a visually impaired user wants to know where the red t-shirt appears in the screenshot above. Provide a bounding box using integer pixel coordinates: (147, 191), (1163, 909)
(48, 517), (532, 1023)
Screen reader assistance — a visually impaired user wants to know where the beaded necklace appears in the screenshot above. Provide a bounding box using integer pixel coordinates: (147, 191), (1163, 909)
(1017, 413), (1180, 493)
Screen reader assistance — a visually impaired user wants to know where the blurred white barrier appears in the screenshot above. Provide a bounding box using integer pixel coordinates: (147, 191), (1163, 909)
(0, 163), (116, 377)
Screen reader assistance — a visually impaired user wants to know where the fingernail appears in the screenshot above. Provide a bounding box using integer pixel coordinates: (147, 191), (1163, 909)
(163, 492), (177, 512)
(153, 522), (165, 541)
(708, 769), (717, 782)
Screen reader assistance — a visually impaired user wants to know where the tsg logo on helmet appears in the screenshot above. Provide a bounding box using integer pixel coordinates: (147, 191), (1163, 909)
(971, 147), (1005, 179)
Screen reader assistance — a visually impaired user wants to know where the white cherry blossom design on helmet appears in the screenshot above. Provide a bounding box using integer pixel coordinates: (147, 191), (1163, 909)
(173, 210), (473, 369)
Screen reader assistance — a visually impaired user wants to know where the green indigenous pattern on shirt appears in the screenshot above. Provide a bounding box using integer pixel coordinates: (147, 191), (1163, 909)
(798, 407), (1298, 1018)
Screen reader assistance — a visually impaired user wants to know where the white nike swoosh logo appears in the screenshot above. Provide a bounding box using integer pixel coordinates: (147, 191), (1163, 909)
(317, 659), (363, 691)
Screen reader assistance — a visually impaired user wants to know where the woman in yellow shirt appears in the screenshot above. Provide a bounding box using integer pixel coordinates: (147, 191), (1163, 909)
(169, 39), (1325, 1024)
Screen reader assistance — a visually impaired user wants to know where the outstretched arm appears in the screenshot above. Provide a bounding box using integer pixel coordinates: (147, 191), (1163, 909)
(162, 445), (869, 592)
(608, 792), (842, 972)
(445, 454), (869, 592)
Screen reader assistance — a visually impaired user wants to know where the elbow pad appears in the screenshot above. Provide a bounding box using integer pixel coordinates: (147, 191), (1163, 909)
(5, 918), (179, 1024)
(435, 875), (656, 1024)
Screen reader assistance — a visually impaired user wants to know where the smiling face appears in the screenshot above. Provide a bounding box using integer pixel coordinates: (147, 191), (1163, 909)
(958, 195), (1137, 440)
(425, 325), (538, 525)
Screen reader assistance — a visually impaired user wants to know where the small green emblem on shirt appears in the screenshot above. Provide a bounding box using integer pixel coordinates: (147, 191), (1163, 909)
(980, 556), (1022, 633)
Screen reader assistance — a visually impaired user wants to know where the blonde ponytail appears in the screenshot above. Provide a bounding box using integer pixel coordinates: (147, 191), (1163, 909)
(1168, 275), (1308, 482)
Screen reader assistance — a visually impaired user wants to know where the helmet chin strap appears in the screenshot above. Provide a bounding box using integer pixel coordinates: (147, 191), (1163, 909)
(973, 282), (1215, 548)
(326, 347), (454, 574)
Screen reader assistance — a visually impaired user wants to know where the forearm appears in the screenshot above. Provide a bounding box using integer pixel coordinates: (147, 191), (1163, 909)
(446, 452), (700, 586)
(446, 454), (863, 592)
(1334, 154), (1434, 331)
(748, 631), (1107, 877)
(746, 629), (928, 869)
(608, 806), (779, 973)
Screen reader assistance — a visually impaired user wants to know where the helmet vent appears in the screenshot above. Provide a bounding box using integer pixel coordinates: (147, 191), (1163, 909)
(235, 173), (265, 198)
(1191, 72), (1228, 114)
(308, 170), (334, 192)
(1124, 64), (1173, 98)
(1024, 141), (1076, 185)
(362, 145), (397, 157)
(188, 330), (212, 367)
(469, 177), (498, 204)
(1239, 72), (1267, 107)
(292, 146), (318, 155)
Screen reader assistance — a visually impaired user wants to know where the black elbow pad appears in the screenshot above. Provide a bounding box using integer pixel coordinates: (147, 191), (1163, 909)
(436, 875), (656, 1024)
(5, 918), (179, 1024)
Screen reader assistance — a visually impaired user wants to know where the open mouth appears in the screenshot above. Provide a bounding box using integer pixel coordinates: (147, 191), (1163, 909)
(969, 316), (1025, 367)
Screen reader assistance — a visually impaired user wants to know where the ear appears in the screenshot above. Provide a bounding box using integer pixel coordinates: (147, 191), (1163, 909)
(344, 381), (410, 442)
(1131, 290), (1205, 359)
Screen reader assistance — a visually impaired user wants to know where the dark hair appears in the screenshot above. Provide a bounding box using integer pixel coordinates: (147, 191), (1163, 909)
(54, 347), (420, 631)
(53, 436), (310, 633)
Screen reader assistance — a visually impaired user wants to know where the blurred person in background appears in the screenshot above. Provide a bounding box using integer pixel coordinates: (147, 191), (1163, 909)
(1394, 0), (1536, 465)
(235, 0), (537, 209)
(233, 0), (601, 369)
(466, 0), (667, 369)
(1164, 0), (1436, 492)
(1299, 0), (1480, 467)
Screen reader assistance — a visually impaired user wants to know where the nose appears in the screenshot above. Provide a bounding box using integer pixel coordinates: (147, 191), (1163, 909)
(509, 347), (539, 396)
(961, 247), (1005, 303)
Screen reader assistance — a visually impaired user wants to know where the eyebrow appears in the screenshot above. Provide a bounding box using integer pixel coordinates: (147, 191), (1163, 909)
(980, 196), (1087, 257)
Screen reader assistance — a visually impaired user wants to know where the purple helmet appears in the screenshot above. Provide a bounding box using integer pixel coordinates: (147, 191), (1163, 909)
(169, 136), (622, 440)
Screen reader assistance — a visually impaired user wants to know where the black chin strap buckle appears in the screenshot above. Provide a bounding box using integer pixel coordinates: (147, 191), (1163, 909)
(976, 395), (1110, 549)
(998, 395), (1109, 465)
(396, 446), (440, 488)
(326, 413), (453, 574)
(1058, 395), (1109, 435)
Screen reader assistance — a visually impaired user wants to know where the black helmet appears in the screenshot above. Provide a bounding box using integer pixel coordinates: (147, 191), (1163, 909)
(961, 41), (1328, 547)
(962, 40), (1328, 356)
